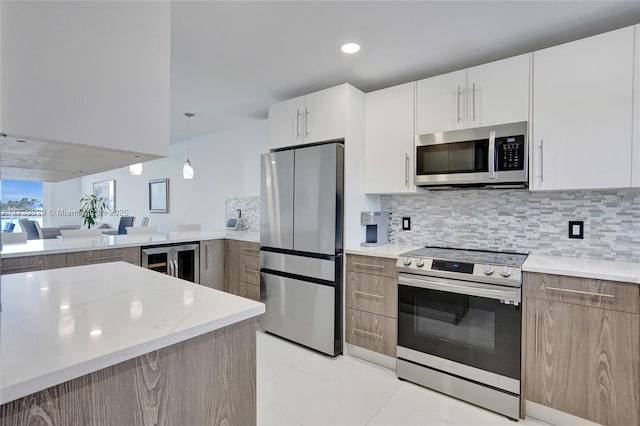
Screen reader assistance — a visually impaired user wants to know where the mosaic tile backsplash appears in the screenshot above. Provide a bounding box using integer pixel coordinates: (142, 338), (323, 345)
(381, 189), (640, 262)
(225, 196), (260, 232)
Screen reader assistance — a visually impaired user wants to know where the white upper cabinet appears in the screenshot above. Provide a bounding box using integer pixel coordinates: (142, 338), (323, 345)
(268, 84), (346, 150)
(416, 70), (467, 135)
(466, 54), (529, 128)
(416, 55), (529, 135)
(268, 96), (305, 150)
(531, 26), (635, 191)
(365, 82), (416, 194)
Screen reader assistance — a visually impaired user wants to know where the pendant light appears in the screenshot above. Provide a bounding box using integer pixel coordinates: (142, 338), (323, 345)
(183, 112), (195, 179)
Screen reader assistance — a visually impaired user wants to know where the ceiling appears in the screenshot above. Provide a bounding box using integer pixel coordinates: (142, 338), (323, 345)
(169, 1), (640, 143)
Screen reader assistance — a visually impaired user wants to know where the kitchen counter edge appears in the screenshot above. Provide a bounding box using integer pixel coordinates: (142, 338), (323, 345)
(523, 254), (640, 284)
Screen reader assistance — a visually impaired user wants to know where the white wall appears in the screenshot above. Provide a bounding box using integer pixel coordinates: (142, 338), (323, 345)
(47, 120), (268, 232)
(1, 1), (170, 156)
(43, 179), (83, 227)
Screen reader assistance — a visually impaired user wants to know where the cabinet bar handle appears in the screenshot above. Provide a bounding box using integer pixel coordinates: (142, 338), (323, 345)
(86, 254), (124, 262)
(405, 154), (410, 186)
(456, 86), (462, 123)
(353, 290), (385, 300)
(3, 264), (41, 271)
(168, 260), (174, 277)
(304, 108), (309, 137)
(296, 109), (301, 139)
(352, 328), (383, 339)
(242, 267), (258, 274)
(539, 140), (544, 183)
(544, 286), (615, 299)
(241, 248), (260, 254)
(352, 263), (384, 270)
(205, 245), (209, 269)
(472, 83), (476, 122)
(535, 307), (539, 357)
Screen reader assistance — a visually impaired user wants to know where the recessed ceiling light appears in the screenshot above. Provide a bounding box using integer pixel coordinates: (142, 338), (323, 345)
(341, 43), (360, 54)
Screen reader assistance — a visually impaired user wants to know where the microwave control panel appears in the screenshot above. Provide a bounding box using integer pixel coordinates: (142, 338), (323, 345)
(495, 135), (525, 171)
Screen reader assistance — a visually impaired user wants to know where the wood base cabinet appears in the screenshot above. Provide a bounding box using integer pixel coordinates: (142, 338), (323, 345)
(523, 272), (640, 426)
(1, 254), (67, 275)
(345, 254), (398, 358)
(224, 240), (260, 301)
(200, 239), (225, 290)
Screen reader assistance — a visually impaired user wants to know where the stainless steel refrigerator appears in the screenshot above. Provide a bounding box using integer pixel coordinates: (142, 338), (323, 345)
(260, 142), (344, 356)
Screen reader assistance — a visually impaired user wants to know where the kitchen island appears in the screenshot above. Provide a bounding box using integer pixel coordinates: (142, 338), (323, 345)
(0, 262), (264, 425)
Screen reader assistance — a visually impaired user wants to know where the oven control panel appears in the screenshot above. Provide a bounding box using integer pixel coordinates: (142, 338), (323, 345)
(396, 256), (522, 287)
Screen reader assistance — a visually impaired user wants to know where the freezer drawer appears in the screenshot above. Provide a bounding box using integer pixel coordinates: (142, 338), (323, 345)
(261, 271), (341, 355)
(260, 250), (337, 282)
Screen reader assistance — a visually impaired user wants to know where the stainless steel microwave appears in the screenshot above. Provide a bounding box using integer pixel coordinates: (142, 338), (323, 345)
(415, 121), (528, 188)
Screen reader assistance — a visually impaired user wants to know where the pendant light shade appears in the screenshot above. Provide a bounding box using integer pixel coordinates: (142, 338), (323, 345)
(129, 163), (143, 176)
(183, 159), (194, 179)
(183, 112), (195, 180)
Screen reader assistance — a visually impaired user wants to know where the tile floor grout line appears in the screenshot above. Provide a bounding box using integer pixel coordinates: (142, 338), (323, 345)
(362, 380), (404, 426)
(258, 397), (304, 426)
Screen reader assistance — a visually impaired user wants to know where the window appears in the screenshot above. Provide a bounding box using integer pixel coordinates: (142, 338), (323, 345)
(0, 180), (44, 232)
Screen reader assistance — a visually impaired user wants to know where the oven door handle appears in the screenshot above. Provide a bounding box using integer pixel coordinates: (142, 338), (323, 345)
(398, 275), (520, 304)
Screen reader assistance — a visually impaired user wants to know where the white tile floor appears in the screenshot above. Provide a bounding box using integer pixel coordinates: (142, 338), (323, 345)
(257, 331), (545, 426)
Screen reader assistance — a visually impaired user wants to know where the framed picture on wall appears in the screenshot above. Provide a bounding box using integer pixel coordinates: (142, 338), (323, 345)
(93, 180), (115, 210)
(149, 178), (169, 213)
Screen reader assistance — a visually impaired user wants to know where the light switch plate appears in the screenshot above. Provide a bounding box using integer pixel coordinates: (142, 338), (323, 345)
(402, 217), (411, 231)
(568, 221), (584, 239)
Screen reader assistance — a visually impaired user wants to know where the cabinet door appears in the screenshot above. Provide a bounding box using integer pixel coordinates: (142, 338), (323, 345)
(200, 240), (224, 290)
(303, 84), (346, 143)
(416, 69), (466, 135)
(1, 254), (66, 275)
(532, 27), (634, 190)
(467, 54), (529, 128)
(525, 297), (639, 425)
(224, 240), (241, 294)
(365, 82), (416, 193)
(268, 96), (305, 150)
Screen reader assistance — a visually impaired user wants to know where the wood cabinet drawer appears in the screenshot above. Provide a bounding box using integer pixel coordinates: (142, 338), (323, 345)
(240, 254), (259, 285)
(345, 308), (396, 357)
(524, 272), (639, 314)
(1, 254), (67, 275)
(238, 241), (260, 257)
(67, 247), (140, 267)
(346, 255), (397, 278)
(346, 271), (397, 318)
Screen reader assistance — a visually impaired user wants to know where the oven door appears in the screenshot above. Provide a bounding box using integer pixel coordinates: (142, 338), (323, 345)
(397, 274), (521, 393)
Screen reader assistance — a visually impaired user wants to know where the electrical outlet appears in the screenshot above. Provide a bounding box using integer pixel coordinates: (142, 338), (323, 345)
(568, 221), (584, 239)
(402, 217), (411, 231)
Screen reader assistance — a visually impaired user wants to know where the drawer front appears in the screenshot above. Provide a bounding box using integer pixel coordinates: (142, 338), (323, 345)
(346, 271), (397, 318)
(1, 254), (67, 275)
(244, 283), (260, 301)
(240, 254), (259, 285)
(68, 247), (140, 267)
(346, 255), (397, 278)
(346, 308), (397, 357)
(238, 241), (260, 257)
(524, 272), (639, 314)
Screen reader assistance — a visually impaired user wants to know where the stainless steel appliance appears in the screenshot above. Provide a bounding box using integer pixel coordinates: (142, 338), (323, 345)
(360, 211), (389, 247)
(415, 121), (527, 188)
(260, 142), (344, 356)
(141, 242), (200, 283)
(396, 246), (527, 419)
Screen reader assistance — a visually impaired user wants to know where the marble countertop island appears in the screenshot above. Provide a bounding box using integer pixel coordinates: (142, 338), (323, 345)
(0, 230), (259, 258)
(0, 262), (264, 405)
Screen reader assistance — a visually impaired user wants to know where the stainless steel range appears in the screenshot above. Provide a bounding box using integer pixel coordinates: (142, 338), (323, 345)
(396, 246), (528, 420)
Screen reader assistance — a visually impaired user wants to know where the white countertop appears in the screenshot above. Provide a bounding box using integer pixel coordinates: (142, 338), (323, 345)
(0, 262), (265, 404)
(345, 244), (422, 259)
(523, 254), (640, 284)
(1, 230), (260, 258)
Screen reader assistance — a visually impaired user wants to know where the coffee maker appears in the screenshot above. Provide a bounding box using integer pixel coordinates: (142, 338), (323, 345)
(360, 211), (390, 247)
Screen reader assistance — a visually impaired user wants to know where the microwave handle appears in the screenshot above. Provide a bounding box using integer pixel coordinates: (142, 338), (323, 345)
(488, 130), (496, 179)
